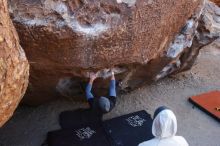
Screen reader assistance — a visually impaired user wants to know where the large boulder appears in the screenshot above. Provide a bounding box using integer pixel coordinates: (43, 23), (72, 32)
(8, 0), (219, 105)
(0, 0), (29, 126)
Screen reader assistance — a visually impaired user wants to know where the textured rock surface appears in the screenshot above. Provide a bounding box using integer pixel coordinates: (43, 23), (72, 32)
(211, 0), (220, 5)
(158, 0), (220, 76)
(0, 0), (29, 126)
(8, 0), (219, 105)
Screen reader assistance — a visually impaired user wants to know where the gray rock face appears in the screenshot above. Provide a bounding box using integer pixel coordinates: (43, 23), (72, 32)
(8, 0), (219, 105)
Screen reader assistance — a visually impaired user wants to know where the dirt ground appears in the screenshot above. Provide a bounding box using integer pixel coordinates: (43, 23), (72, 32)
(0, 45), (220, 146)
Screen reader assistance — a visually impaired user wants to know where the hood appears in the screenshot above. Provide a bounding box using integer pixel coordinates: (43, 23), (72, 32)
(152, 109), (177, 138)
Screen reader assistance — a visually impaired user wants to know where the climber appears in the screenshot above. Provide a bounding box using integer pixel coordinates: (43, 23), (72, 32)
(138, 106), (189, 146)
(85, 70), (116, 114)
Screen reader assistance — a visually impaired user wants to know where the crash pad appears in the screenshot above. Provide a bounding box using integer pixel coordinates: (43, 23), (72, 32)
(103, 110), (154, 146)
(48, 110), (153, 146)
(189, 90), (220, 122)
(47, 123), (110, 146)
(59, 108), (102, 129)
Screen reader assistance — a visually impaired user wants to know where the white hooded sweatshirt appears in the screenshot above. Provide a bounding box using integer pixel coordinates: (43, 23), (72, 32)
(138, 109), (189, 146)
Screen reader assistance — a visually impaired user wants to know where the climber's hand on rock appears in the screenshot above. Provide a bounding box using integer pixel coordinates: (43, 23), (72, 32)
(89, 72), (98, 83)
(111, 70), (115, 80)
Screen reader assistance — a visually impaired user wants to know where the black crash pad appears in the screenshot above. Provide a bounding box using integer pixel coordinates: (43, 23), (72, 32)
(59, 108), (102, 129)
(103, 110), (154, 146)
(48, 110), (153, 146)
(47, 123), (111, 146)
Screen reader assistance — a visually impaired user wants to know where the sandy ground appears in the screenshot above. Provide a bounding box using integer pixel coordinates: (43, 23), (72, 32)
(0, 46), (220, 146)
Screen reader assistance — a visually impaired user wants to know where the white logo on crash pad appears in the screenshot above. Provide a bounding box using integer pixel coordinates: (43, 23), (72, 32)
(126, 115), (146, 127)
(75, 127), (96, 140)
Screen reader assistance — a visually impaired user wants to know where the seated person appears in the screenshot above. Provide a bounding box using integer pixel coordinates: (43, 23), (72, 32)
(138, 106), (189, 146)
(85, 71), (116, 115)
